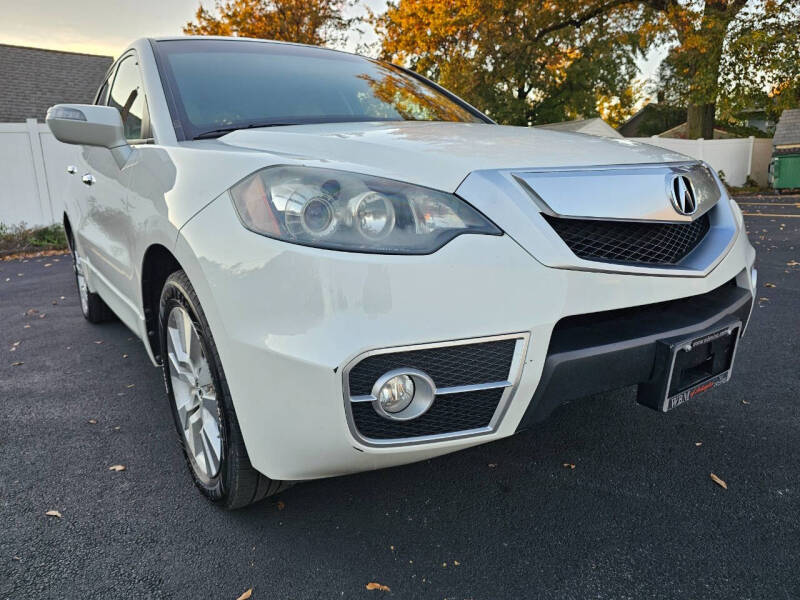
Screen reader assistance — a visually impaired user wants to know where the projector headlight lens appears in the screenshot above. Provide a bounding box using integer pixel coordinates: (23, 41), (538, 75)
(230, 166), (500, 254)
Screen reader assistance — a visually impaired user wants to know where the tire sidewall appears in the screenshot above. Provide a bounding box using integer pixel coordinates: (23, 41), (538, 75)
(159, 275), (231, 503)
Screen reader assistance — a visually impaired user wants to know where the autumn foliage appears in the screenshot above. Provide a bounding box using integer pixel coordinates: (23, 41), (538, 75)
(183, 0), (352, 46)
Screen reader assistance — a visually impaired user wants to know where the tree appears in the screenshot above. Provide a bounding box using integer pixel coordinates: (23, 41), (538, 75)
(720, 0), (800, 121)
(646, 0), (799, 137)
(183, 0), (354, 47)
(371, 0), (653, 126)
(373, 0), (799, 137)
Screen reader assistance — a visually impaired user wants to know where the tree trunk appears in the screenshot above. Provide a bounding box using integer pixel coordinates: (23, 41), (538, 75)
(687, 103), (715, 139)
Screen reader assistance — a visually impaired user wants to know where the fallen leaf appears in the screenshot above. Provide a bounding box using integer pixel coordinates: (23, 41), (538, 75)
(710, 473), (728, 490)
(236, 589), (253, 600)
(108, 464), (126, 472)
(88, 419), (98, 424)
(45, 510), (62, 518)
(276, 500), (285, 511)
(562, 463), (576, 469)
(366, 583), (391, 592)
(764, 282), (776, 288)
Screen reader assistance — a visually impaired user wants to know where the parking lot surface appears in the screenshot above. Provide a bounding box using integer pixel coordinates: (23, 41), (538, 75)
(1, 196), (798, 599)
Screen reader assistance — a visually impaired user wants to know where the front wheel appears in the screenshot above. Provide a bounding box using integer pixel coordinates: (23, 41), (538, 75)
(159, 270), (290, 509)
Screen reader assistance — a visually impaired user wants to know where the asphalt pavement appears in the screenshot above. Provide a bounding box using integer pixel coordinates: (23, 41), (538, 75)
(1, 195), (799, 599)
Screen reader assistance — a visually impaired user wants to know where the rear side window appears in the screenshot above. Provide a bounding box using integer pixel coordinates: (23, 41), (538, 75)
(108, 55), (147, 141)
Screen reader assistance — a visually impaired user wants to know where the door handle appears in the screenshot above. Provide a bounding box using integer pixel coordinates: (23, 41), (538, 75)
(66, 165), (77, 175)
(81, 173), (96, 186)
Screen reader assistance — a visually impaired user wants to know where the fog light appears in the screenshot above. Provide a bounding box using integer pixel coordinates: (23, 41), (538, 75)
(378, 374), (415, 413)
(370, 368), (436, 421)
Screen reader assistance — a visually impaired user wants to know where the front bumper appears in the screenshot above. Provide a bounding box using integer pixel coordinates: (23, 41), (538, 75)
(176, 191), (757, 481)
(516, 275), (753, 430)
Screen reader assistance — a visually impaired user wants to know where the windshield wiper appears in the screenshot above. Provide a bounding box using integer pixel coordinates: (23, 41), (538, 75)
(193, 122), (300, 140)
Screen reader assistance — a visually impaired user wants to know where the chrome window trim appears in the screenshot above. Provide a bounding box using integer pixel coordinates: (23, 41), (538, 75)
(341, 332), (530, 448)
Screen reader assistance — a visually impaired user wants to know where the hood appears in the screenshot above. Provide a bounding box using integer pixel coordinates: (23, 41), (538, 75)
(217, 121), (691, 192)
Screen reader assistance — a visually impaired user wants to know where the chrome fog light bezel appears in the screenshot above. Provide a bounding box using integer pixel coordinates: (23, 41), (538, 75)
(370, 368), (436, 422)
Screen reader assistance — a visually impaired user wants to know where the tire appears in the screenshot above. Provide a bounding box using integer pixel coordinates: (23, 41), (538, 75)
(69, 238), (114, 323)
(159, 270), (290, 509)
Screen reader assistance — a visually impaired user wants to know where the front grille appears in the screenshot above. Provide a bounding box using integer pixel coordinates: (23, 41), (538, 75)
(543, 213), (711, 265)
(351, 388), (504, 439)
(347, 338), (519, 442)
(348, 339), (516, 396)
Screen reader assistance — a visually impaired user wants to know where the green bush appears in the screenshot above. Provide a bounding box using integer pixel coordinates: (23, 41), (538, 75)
(0, 222), (68, 255)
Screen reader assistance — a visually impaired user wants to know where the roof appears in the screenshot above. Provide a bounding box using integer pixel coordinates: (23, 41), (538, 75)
(773, 109), (800, 147)
(536, 117), (622, 138)
(0, 44), (113, 122)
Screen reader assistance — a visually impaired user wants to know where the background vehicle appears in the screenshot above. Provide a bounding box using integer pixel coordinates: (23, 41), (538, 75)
(47, 37), (756, 508)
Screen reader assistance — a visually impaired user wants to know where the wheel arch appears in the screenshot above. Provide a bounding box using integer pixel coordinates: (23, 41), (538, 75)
(141, 243), (183, 363)
(63, 212), (74, 251)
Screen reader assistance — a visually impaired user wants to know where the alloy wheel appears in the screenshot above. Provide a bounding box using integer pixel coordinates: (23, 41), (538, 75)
(166, 305), (222, 483)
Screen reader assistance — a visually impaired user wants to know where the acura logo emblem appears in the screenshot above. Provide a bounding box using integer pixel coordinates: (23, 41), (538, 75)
(670, 175), (697, 215)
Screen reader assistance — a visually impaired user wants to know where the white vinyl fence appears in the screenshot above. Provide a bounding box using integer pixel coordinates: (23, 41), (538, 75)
(0, 121), (774, 228)
(629, 135), (772, 187)
(0, 119), (80, 228)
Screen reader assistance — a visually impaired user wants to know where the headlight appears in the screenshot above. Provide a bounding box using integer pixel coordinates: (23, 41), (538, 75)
(230, 166), (500, 254)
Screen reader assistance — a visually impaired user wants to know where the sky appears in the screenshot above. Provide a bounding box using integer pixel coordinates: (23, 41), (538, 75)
(0, 0), (666, 88)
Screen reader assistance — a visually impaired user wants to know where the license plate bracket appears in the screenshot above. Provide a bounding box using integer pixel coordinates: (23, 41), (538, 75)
(637, 319), (741, 412)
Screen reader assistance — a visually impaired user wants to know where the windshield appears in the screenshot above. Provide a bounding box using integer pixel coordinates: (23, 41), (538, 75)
(153, 39), (487, 140)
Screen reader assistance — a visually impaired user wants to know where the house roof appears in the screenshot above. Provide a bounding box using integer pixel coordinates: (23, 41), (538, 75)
(0, 44), (113, 122)
(536, 117), (622, 138)
(773, 109), (800, 147)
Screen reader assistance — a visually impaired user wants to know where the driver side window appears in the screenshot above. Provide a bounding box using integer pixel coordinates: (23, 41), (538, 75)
(107, 55), (149, 141)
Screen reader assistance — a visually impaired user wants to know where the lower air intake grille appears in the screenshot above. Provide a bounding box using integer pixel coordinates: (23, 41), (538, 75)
(543, 212), (711, 265)
(347, 337), (519, 442)
(348, 339), (516, 397)
(351, 388), (504, 439)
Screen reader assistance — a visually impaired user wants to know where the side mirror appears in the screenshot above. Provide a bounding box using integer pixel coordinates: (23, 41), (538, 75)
(46, 104), (131, 167)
